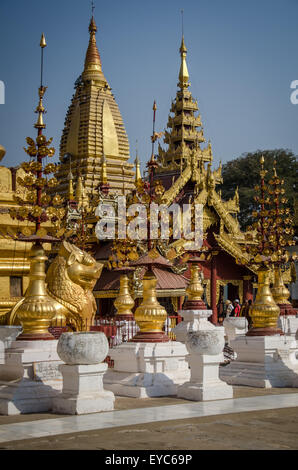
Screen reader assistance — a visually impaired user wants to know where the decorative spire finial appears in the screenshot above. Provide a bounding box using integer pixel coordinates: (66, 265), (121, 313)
(35, 33), (47, 130)
(178, 17), (189, 88)
(82, 9), (104, 81)
(135, 142), (141, 183)
(67, 156), (74, 200)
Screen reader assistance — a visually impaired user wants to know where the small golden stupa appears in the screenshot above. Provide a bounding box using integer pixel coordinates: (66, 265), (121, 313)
(246, 156), (283, 336)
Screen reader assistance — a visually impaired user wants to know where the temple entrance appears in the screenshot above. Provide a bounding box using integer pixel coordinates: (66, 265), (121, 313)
(227, 283), (239, 303)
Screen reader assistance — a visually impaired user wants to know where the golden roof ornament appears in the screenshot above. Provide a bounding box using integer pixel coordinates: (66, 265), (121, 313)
(244, 154), (298, 335)
(156, 26), (211, 173)
(82, 14), (104, 82)
(134, 149), (142, 183)
(179, 35), (190, 88)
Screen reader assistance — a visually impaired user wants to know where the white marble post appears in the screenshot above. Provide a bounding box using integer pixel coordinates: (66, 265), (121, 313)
(223, 317), (248, 345)
(0, 326), (23, 364)
(278, 315), (298, 337)
(173, 310), (233, 401)
(52, 331), (115, 415)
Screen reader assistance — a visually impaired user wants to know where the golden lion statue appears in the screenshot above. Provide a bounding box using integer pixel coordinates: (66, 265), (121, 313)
(7, 241), (103, 331)
(45, 241), (103, 330)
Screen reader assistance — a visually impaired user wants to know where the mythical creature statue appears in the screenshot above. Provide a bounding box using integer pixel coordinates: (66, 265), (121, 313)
(7, 241), (103, 331)
(45, 241), (103, 330)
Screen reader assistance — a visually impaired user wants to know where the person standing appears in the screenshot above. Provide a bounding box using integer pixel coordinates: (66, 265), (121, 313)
(225, 299), (234, 317)
(233, 299), (241, 317)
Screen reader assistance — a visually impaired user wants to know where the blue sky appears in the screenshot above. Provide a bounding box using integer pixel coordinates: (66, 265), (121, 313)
(0, 0), (297, 173)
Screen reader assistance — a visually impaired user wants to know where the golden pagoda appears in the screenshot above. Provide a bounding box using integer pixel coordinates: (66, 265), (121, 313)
(55, 15), (135, 199)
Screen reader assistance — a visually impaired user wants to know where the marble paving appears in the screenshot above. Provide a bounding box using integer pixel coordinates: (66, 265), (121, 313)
(0, 393), (297, 444)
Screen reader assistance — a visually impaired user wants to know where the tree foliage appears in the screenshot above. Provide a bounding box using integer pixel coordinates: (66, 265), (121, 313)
(219, 149), (297, 231)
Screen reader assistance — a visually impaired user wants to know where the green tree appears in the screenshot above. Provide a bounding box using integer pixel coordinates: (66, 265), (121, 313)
(219, 149), (297, 231)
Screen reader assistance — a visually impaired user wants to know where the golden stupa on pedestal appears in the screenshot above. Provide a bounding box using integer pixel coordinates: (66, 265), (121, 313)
(131, 252), (170, 343)
(246, 265), (280, 336)
(245, 156), (295, 336)
(7, 35), (65, 340)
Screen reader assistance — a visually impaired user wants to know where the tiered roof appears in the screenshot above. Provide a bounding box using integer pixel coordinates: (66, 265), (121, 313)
(156, 36), (212, 174)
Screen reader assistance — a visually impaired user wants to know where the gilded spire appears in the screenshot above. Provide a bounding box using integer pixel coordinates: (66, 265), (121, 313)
(76, 176), (88, 208)
(82, 15), (105, 82)
(57, 14), (135, 198)
(179, 35), (189, 88)
(156, 33), (212, 173)
(67, 169), (74, 200)
(34, 33), (47, 130)
(135, 153), (141, 183)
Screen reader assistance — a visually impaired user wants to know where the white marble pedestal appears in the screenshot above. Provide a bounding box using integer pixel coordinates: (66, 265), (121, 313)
(173, 310), (233, 401)
(52, 363), (115, 415)
(219, 335), (298, 388)
(0, 339), (63, 415)
(103, 342), (190, 398)
(278, 315), (298, 337)
(223, 318), (248, 344)
(0, 326), (23, 365)
(177, 355), (233, 401)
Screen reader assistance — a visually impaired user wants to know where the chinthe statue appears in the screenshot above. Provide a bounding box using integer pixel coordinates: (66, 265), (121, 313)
(7, 241), (103, 332)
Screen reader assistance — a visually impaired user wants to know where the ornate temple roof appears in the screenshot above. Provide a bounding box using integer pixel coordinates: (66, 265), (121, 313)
(56, 16), (135, 198)
(152, 35), (255, 270)
(156, 35), (212, 174)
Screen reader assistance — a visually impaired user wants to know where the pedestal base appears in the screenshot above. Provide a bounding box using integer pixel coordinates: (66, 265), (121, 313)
(0, 340), (62, 415)
(223, 318), (248, 344)
(219, 335), (298, 388)
(178, 354), (233, 401)
(52, 363), (115, 415)
(103, 342), (190, 398)
(278, 315), (298, 337)
(130, 331), (170, 343)
(246, 327), (284, 336)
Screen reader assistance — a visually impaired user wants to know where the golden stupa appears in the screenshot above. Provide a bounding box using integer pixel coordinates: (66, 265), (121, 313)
(55, 15), (135, 199)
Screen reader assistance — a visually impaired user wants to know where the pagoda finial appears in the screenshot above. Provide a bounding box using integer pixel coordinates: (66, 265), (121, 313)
(34, 33), (47, 130)
(178, 13), (189, 89)
(67, 157), (74, 201)
(82, 11), (104, 82)
(134, 141), (142, 182)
